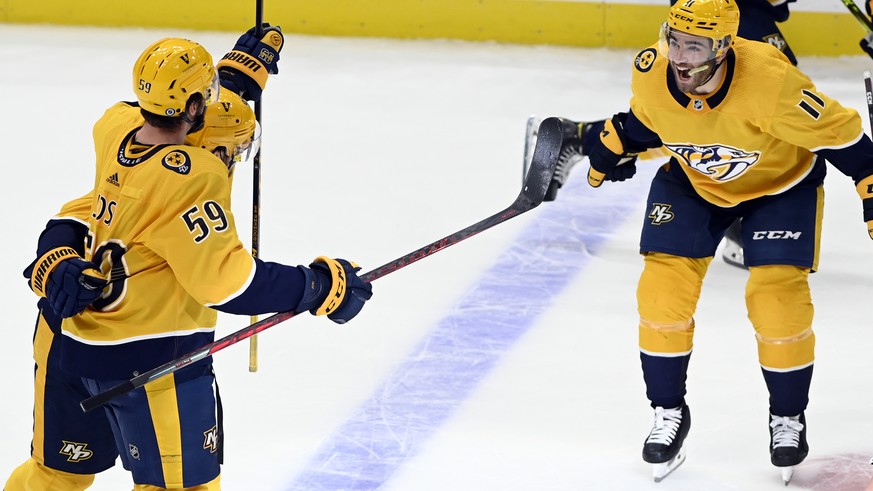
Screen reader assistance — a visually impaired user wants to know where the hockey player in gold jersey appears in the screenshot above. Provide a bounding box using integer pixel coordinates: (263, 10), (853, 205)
(5, 90), (258, 491)
(550, 0), (802, 270)
(6, 32), (373, 491)
(574, 0), (873, 483)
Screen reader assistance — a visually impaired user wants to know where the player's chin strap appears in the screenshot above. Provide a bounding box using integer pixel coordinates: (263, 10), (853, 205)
(687, 42), (732, 84)
(687, 57), (722, 83)
(183, 105), (207, 134)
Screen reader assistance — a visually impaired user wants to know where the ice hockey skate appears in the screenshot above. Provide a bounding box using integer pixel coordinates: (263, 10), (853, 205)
(721, 220), (747, 269)
(769, 412), (808, 485)
(544, 142), (585, 201)
(642, 405), (691, 482)
(721, 235), (745, 269)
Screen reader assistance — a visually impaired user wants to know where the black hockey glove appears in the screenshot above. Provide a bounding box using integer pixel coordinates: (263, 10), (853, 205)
(856, 174), (873, 239)
(861, 33), (873, 60)
(217, 24), (284, 102)
(587, 114), (638, 188)
(296, 257), (373, 324)
(861, 1), (873, 59)
(29, 247), (107, 318)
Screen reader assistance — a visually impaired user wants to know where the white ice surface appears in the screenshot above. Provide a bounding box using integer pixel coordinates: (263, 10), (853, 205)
(2, 24), (873, 491)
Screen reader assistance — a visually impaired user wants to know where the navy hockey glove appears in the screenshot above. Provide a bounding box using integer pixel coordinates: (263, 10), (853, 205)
(587, 114), (638, 187)
(297, 257), (373, 324)
(861, 33), (873, 60)
(30, 247), (106, 318)
(861, 1), (873, 59)
(856, 174), (873, 239)
(217, 24), (284, 102)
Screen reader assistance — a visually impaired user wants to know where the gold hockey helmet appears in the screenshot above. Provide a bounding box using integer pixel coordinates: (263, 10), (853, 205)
(133, 38), (220, 117)
(664, 0), (740, 59)
(185, 90), (259, 169)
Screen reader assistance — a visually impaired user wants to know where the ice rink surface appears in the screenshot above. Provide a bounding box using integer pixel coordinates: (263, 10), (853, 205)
(2, 23), (873, 490)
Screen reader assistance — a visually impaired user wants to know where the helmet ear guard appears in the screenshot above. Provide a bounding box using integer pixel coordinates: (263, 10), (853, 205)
(133, 38), (219, 117)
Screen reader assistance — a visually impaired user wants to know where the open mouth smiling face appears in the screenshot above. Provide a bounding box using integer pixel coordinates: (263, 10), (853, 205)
(660, 26), (720, 93)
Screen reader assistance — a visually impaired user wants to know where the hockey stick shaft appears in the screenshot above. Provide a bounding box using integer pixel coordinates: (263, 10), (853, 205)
(249, 0), (265, 373)
(864, 71), (873, 133)
(80, 199), (531, 412)
(839, 0), (873, 32)
(79, 117), (562, 413)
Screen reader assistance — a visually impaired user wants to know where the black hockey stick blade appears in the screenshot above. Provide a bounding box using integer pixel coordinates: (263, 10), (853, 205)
(839, 0), (873, 32)
(520, 117), (562, 206)
(361, 116), (561, 282)
(80, 117), (562, 413)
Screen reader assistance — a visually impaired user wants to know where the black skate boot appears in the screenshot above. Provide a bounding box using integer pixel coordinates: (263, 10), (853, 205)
(769, 412), (808, 485)
(642, 404), (690, 482)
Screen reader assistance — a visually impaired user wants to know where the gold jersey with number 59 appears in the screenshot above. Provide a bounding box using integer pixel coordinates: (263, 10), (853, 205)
(59, 102), (258, 378)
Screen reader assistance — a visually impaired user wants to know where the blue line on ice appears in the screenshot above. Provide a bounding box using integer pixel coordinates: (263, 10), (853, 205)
(285, 166), (654, 490)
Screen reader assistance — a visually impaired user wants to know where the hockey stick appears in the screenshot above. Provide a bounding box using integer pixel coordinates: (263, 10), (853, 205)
(865, 71), (873, 136)
(839, 0), (873, 32)
(249, 0), (265, 373)
(79, 117), (563, 413)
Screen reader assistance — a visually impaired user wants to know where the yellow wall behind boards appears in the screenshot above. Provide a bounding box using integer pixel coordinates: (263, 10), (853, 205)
(0, 0), (866, 56)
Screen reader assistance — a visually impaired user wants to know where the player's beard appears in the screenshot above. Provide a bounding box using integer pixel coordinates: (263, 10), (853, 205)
(670, 59), (716, 94)
(184, 105), (207, 134)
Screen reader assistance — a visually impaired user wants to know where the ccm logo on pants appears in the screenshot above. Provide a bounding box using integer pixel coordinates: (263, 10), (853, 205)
(752, 231), (802, 240)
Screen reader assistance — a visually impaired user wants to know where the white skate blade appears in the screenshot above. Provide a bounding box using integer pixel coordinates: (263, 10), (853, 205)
(652, 446), (686, 483)
(781, 466), (794, 486)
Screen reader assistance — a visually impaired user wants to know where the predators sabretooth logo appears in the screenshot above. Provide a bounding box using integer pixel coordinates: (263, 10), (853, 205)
(665, 142), (760, 181)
